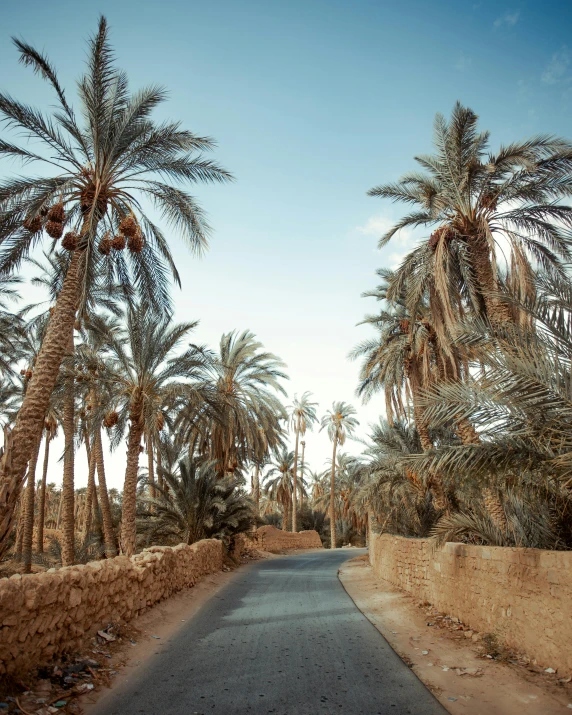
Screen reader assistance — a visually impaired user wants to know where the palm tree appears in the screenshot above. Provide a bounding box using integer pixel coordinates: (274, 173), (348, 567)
(351, 269), (470, 508)
(108, 305), (209, 556)
(368, 103), (572, 335)
(263, 448), (296, 531)
(320, 402), (359, 548)
(409, 273), (572, 487)
(178, 331), (288, 477)
(356, 420), (445, 538)
(138, 457), (254, 547)
(299, 440), (306, 510)
(287, 392), (318, 531)
(0, 16), (232, 558)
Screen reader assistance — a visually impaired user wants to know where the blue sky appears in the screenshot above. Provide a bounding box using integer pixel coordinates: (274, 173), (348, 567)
(1, 0), (571, 486)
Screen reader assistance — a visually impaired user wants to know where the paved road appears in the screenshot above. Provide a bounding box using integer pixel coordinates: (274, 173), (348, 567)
(93, 550), (446, 715)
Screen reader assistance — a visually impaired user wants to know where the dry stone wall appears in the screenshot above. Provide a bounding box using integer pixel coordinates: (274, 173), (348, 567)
(254, 525), (323, 552)
(369, 533), (572, 673)
(0, 539), (223, 676)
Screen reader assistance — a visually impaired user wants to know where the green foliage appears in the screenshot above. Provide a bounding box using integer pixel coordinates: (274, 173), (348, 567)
(137, 457), (255, 547)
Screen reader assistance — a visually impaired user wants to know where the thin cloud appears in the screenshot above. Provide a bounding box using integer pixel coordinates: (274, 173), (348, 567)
(493, 9), (520, 29)
(455, 55), (472, 71)
(356, 215), (413, 246)
(542, 46), (571, 85)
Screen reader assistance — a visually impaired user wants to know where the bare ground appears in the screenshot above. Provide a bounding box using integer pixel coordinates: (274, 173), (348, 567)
(339, 555), (572, 715)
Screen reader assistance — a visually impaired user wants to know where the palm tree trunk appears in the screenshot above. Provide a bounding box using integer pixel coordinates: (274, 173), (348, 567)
(94, 427), (117, 558)
(14, 501), (24, 560)
(300, 442), (305, 511)
(413, 395), (449, 511)
(61, 374), (75, 567)
(35, 434), (51, 553)
(282, 499), (290, 532)
(413, 401), (433, 452)
(0, 249), (84, 559)
(469, 232), (512, 323)
(484, 488), (508, 531)
(157, 443), (163, 491)
(147, 433), (156, 500)
(292, 416), (300, 532)
(330, 439), (338, 549)
(55, 490), (63, 529)
(83, 435), (97, 540)
(254, 464), (260, 516)
(121, 420), (143, 556)
(456, 417), (480, 445)
(21, 437), (42, 573)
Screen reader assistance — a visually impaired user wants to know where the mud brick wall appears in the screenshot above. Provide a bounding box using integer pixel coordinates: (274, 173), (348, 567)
(369, 533), (572, 673)
(0, 539), (223, 676)
(254, 525), (323, 552)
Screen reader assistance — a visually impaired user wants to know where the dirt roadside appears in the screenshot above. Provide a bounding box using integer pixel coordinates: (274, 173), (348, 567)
(1, 550), (277, 714)
(339, 555), (572, 715)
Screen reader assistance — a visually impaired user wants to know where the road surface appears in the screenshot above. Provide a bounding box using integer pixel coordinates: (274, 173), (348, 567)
(92, 549), (446, 715)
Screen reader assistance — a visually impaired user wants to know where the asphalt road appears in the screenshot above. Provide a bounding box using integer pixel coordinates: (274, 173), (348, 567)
(93, 549), (446, 715)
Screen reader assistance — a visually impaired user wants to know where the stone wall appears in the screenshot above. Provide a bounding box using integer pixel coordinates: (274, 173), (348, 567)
(254, 525), (323, 552)
(0, 539), (223, 676)
(369, 533), (572, 673)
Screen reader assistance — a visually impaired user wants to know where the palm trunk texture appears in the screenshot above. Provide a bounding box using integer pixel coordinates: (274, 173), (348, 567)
(469, 232), (512, 323)
(61, 375), (76, 567)
(35, 434), (51, 553)
(83, 436), (97, 540)
(21, 437), (42, 573)
(121, 417), (143, 557)
(330, 439), (337, 549)
(147, 433), (156, 500)
(0, 249), (84, 559)
(95, 427), (117, 558)
(292, 415), (301, 532)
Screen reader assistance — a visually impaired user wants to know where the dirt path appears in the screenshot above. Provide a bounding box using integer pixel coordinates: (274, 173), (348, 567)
(339, 556), (572, 715)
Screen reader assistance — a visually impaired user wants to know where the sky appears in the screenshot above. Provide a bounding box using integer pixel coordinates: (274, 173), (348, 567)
(1, 0), (572, 489)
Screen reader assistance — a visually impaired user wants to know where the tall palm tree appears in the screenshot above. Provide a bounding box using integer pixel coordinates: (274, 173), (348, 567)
(321, 402), (359, 548)
(351, 269), (470, 507)
(287, 392), (318, 531)
(178, 331), (288, 476)
(108, 305), (209, 556)
(0, 16), (232, 558)
(356, 420), (441, 538)
(368, 103), (572, 335)
(410, 273), (572, 486)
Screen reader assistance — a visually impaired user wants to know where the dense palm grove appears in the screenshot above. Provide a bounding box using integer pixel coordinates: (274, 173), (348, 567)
(0, 18), (365, 576)
(1, 21), (571, 579)
(353, 103), (572, 549)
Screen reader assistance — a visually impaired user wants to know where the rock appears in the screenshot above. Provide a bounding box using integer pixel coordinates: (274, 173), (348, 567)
(35, 680), (52, 695)
(545, 667), (557, 674)
(97, 630), (115, 642)
(464, 630), (473, 638)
